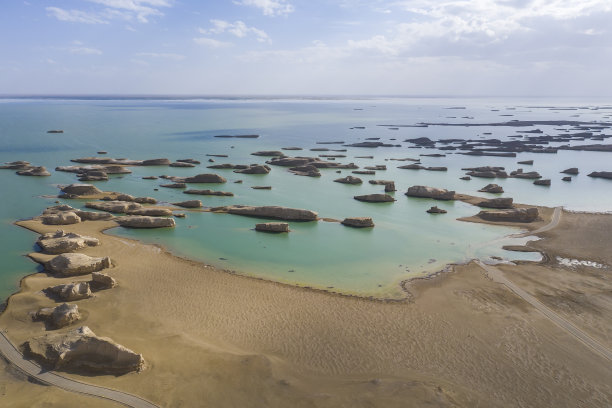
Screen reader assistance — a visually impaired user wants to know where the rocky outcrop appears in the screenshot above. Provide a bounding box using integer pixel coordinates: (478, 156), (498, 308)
(517, 160), (534, 165)
(77, 170), (108, 181)
(74, 210), (114, 221)
(251, 151), (285, 157)
(533, 179), (551, 186)
(364, 165), (387, 171)
(478, 184), (504, 193)
(46, 253), (111, 276)
(33, 303), (81, 329)
(255, 223), (290, 233)
(477, 208), (539, 223)
(173, 200), (202, 208)
(463, 166), (508, 178)
(405, 186), (455, 200)
(23, 326), (144, 374)
(334, 176), (362, 184)
(477, 197), (514, 209)
(37, 230), (100, 254)
(562, 176), (572, 182)
(169, 161), (196, 167)
(85, 201), (142, 214)
(181, 174), (227, 183)
(587, 171), (612, 179)
(234, 164), (271, 174)
(91, 272), (117, 289)
(183, 189), (234, 196)
(134, 196), (157, 204)
(561, 167), (579, 175)
(341, 217), (374, 227)
(116, 216), (176, 228)
(213, 205), (318, 221)
(426, 206), (447, 214)
(252, 186), (272, 190)
(160, 183), (187, 189)
(289, 165), (321, 177)
(16, 166), (51, 176)
(0, 161), (31, 169)
(47, 282), (92, 301)
(354, 194), (395, 203)
(60, 184), (103, 197)
(41, 211), (81, 225)
(141, 158), (171, 166)
(352, 170), (375, 175)
(510, 169), (541, 179)
(398, 164), (424, 170)
(126, 208), (173, 217)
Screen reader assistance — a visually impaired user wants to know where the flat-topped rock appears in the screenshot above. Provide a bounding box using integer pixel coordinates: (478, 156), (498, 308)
(562, 176), (572, 182)
(534, 179), (551, 186)
(477, 197), (514, 209)
(587, 171), (612, 179)
(398, 164), (425, 170)
(85, 201), (142, 214)
(252, 186), (272, 190)
(477, 208), (539, 223)
(141, 158), (171, 166)
(134, 196), (157, 204)
(561, 167), (579, 175)
(16, 166), (51, 176)
(181, 173), (227, 183)
(214, 205), (318, 221)
(334, 175), (362, 184)
(46, 253), (111, 276)
(255, 222), (290, 233)
(341, 217), (374, 227)
(116, 216), (176, 228)
(37, 230), (100, 254)
(78, 170), (108, 181)
(177, 158), (201, 164)
(23, 326), (144, 374)
(289, 165), (321, 177)
(234, 164), (271, 174)
(169, 161), (196, 167)
(60, 184), (103, 196)
(91, 272), (117, 289)
(251, 151), (285, 157)
(126, 208), (173, 217)
(74, 210), (114, 221)
(160, 182), (187, 188)
(47, 282), (92, 301)
(426, 206), (447, 214)
(405, 186), (455, 200)
(517, 160), (534, 165)
(173, 200), (203, 208)
(267, 157), (313, 167)
(183, 189), (234, 196)
(364, 165), (386, 171)
(33, 303), (81, 329)
(354, 194), (395, 203)
(352, 170), (375, 175)
(41, 211), (81, 225)
(478, 184), (504, 193)
(510, 169), (542, 179)
(0, 160), (31, 169)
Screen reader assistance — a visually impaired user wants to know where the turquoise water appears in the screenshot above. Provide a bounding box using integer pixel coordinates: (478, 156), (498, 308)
(1, 97), (610, 300)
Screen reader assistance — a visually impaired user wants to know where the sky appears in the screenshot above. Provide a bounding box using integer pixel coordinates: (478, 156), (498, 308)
(1, 0), (611, 96)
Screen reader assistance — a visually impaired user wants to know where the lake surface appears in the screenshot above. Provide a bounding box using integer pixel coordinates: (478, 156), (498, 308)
(1, 97), (611, 300)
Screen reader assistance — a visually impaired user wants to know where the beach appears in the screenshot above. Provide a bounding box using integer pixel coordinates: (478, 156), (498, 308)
(1, 205), (611, 407)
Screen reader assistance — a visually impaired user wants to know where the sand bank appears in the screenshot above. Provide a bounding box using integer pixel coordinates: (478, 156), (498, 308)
(1, 209), (612, 407)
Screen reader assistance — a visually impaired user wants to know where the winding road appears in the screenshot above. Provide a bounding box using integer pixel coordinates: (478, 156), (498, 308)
(0, 330), (159, 408)
(476, 206), (612, 362)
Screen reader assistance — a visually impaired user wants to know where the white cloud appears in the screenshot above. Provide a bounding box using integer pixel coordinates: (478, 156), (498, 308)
(70, 46), (103, 55)
(193, 37), (232, 48)
(46, 0), (171, 24)
(234, 0), (294, 16)
(46, 7), (108, 24)
(136, 52), (185, 60)
(199, 20), (270, 43)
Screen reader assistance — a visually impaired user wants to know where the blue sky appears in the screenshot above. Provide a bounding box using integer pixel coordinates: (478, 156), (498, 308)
(1, 0), (611, 95)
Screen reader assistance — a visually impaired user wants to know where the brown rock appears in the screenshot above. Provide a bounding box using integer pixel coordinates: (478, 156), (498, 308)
(255, 222), (290, 233)
(477, 208), (539, 223)
(341, 217), (374, 227)
(354, 194), (395, 203)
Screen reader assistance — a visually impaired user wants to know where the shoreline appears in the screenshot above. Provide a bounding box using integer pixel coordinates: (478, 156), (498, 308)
(1, 202), (611, 407)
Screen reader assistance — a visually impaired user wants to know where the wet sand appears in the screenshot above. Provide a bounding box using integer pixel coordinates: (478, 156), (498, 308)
(1, 209), (611, 407)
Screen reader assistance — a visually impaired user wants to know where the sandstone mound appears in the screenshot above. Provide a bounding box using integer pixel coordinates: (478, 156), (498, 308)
(60, 184), (103, 196)
(37, 230), (100, 254)
(32, 303), (81, 329)
(46, 253), (111, 276)
(47, 282), (92, 301)
(85, 201), (142, 214)
(23, 326), (144, 374)
(477, 208), (539, 223)
(478, 184), (504, 193)
(477, 197), (514, 209)
(116, 216), (176, 228)
(341, 217), (374, 227)
(405, 186), (455, 200)
(255, 222), (290, 233)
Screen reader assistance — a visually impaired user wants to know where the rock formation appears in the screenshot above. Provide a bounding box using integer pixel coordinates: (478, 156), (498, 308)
(23, 326), (144, 374)
(60, 184), (103, 197)
(587, 171), (612, 179)
(478, 184), (504, 193)
(74, 210), (114, 221)
(91, 272), (117, 289)
(426, 206), (447, 214)
(46, 253), (111, 276)
(41, 211), (81, 225)
(37, 230), (100, 254)
(212, 205), (318, 221)
(234, 164), (271, 174)
(533, 179), (551, 186)
(255, 223), (290, 233)
(341, 217), (374, 227)
(181, 173), (227, 183)
(116, 216), (176, 228)
(16, 166), (51, 176)
(173, 200), (203, 208)
(334, 176), (362, 184)
(47, 282), (92, 301)
(251, 151), (285, 157)
(477, 197), (514, 209)
(85, 201), (142, 214)
(183, 189), (234, 196)
(160, 183), (187, 189)
(405, 186), (455, 200)
(561, 167), (579, 175)
(32, 303), (81, 329)
(354, 194), (395, 203)
(477, 208), (539, 223)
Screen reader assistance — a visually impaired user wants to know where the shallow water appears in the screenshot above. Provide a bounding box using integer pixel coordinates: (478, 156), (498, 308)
(0, 97), (610, 300)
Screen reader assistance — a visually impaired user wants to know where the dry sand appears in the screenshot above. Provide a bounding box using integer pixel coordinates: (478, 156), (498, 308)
(1, 208), (611, 407)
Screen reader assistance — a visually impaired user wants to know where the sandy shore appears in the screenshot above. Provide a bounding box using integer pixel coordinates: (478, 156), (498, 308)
(1, 207), (612, 407)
